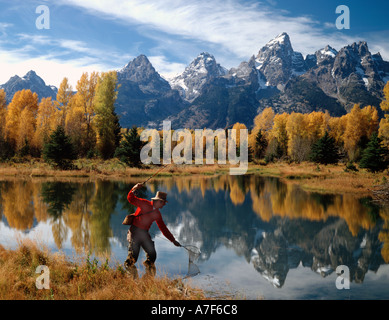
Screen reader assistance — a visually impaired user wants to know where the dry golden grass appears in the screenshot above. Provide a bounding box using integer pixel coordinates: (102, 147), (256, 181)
(0, 159), (387, 196)
(0, 240), (206, 300)
(253, 162), (387, 195)
(0, 159), (231, 179)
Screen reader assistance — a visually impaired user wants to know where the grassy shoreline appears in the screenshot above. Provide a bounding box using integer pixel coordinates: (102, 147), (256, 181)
(0, 240), (207, 300)
(0, 159), (387, 195)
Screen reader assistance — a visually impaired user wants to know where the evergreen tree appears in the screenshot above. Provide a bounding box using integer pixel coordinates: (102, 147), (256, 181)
(43, 126), (76, 169)
(255, 129), (268, 159)
(114, 126), (144, 167)
(309, 131), (339, 164)
(359, 132), (388, 172)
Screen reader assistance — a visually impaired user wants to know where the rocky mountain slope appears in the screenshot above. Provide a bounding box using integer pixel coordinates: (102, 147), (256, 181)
(2, 32), (389, 129)
(0, 70), (57, 103)
(114, 54), (187, 128)
(166, 32), (389, 129)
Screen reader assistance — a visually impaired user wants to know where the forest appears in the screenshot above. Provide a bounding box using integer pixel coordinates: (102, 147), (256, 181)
(0, 70), (388, 173)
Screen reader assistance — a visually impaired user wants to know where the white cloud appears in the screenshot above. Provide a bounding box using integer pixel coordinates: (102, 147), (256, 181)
(0, 33), (129, 88)
(148, 55), (187, 79)
(59, 0), (356, 60)
(0, 22), (13, 37)
(1, 0), (387, 87)
(0, 49), (108, 88)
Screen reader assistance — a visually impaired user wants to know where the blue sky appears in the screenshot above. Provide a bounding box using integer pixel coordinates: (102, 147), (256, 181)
(0, 0), (388, 88)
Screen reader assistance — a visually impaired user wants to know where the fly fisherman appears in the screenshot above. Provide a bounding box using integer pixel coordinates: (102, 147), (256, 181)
(124, 182), (181, 277)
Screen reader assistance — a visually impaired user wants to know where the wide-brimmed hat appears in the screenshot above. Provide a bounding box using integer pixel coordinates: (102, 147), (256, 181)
(151, 191), (168, 202)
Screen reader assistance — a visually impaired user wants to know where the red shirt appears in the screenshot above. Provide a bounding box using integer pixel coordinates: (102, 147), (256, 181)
(127, 190), (176, 243)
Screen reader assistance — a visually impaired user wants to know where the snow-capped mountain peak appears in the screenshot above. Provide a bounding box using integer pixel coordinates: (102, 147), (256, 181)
(169, 52), (227, 102)
(255, 32), (305, 86)
(320, 45), (338, 58)
(266, 32), (290, 47)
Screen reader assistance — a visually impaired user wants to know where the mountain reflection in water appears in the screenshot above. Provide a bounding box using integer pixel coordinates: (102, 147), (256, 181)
(0, 174), (388, 298)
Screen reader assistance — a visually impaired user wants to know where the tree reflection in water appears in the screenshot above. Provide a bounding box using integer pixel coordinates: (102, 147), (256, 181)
(0, 175), (388, 292)
(41, 182), (77, 219)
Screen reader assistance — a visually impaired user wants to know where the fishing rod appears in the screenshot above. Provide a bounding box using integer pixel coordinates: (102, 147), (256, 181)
(141, 163), (172, 185)
(135, 164), (201, 278)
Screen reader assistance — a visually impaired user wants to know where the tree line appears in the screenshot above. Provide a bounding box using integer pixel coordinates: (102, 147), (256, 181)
(0, 71), (123, 167)
(0, 71), (388, 172)
(249, 82), (389, 172)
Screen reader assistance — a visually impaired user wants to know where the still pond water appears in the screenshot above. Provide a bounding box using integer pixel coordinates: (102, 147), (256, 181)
(1, 174), (389, 299)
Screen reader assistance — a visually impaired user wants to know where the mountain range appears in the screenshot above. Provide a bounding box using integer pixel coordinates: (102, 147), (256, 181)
(0, 70), (57, 103)
(1, 32), (389, 129)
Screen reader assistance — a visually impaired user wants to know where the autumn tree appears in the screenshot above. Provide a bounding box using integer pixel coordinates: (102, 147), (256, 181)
(230, 122), (247, 158)
(379, 82), (389, 149)
(66, 72), (99, 156)
(249, 107), (274, 156)
(286, 112), (311, 162)
(254, 130), (268, 159)
(306, 111), (329, 142)
(93, 71), (120, 159)
(343, 104), (379, 161)
(0, 89), (11, 160)
(65, 94), (84, 156)
(4, 90), (22, 150)
(361, 105), (379, 137)
(5, 89), (38, 154)
(56, 77), (73, 127)
(0, 89), (6, 138)
(267, 112), (289, 160)
(33, 97), (57, 152)
(328, 115), (347, 146)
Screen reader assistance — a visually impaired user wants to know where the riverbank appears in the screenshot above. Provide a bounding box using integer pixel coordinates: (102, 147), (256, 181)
(0, 240), (206, 300)
(252, 162), (388, 196)
(0, 159), (387, 195)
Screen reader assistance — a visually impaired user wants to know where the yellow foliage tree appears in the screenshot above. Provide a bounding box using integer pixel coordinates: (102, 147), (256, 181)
(328, 115), (347, 145)
(93, 71), (119, 159)
(286, 112), (310, 161)
(343, 105), (367, 161)
(306, 111), (328, 142)
(56, 77), (73, 127)
(249, 107), (275, 155)
(361, 105), (379, 137)
(0, 89), (6, 139)
(269, 112), (289, 157)
(65, 72), (99, 156)
(33, 97), (58, 151)
(231, 122), (247, 147)
(251, 108), (275, 139)
(379, 82), (389, 149)
(65, 95), (84, 152)
(5, 89), (38, 152)
(380, 81), (389, 113)
(343, 104), (379, 161)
